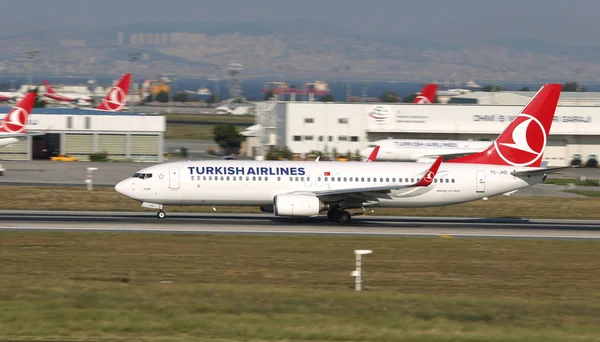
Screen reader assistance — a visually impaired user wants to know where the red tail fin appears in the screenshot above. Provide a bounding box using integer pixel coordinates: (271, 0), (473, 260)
(0, 92), (36, 133)
(43, 80), (56, 94)
(413, 84), (437, 104)
(96, 73), (132, 111)
(365, 145), (380, 162)
(448, 84), (562, 167)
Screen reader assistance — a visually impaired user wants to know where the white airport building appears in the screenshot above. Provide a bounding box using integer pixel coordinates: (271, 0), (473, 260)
(248, 99), (600, 166)
(0, 108), (165, 161)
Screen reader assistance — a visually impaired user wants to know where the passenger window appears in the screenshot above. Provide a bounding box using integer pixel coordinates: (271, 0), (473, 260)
(203, 176), (206, 181)
(361, 177), (364, 182)
(405, 178), (409, 182)
(386, 178), (389, 182)
(446, 179), (449, 183)
(253, 176), (256, 181)
(220, 176), (224, 180)
(318, 177), (321, 182)
(392, 178), (395, 182)
(226, 176), (230, 181)
(343, 177), (347, 182)
(349, 178), (352, 182)
(452, 179), (455, 183)
(434, 179), (437, 183)
(325, 177), (328, 182)
(146, 174), (152, 179)
(295, 177), (299, 181)
(337, 177), (341, 182)
(191, 176), (195, 180)
(278, 177), (281, 181)
(233, 176), (236, 181)
(290, 177), (293, 181)
(380, 178), (383, 182)
(246, 176), (250, 181)
(265, 177), (268, 181)
(301, 177), (305, 181)
(258, 176), (262, 181)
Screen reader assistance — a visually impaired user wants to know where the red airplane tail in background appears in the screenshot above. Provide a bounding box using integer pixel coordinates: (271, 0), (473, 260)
(413, 83), (437, 104)
(96, 73), (132, 112)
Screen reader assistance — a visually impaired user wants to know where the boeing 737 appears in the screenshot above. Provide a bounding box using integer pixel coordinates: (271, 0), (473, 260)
(359, 138), (492, 162)
(0, 92), (45, 147)
(115, 84), (567, 223)
(42, 80), (92, 105)
(92, 73), (132, 112)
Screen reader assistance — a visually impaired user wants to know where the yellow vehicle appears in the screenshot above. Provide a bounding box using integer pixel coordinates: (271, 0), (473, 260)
(50, 154), (79, 162)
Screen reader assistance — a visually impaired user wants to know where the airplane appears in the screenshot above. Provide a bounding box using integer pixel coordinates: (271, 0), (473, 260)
(42, 80), (92, 105)
(93, 73), (132, 112)
(359, 138), (492, 162)
(318, 145), (379, 162)
(115, 84), (567, 223)
(412, 83), (437, 104)
(0, 92), (45, 147)
(0, 91), (23, 103)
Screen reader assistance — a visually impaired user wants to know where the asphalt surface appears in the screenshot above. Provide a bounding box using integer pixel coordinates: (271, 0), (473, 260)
(1, 211), (600, 239)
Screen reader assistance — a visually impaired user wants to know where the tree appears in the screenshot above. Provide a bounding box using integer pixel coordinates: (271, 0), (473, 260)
(380, 91), (400, 103)
(26, 87), (46, 108)
(563, 82), (587, 92)
(401, 93), (416, 103)
(205, 94), (216, 104)
(155, 91), (169, 103)
(264, 90), (274, 101)
(213, 124), (245, 155)
(319, 94), (334, 102)
(482, 85), (505, 92)
(518, 86), (530, 91)
(173, 92), (189, 102)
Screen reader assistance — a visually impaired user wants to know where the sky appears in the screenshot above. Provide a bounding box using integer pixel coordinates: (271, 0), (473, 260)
(1, 0), (599, 46)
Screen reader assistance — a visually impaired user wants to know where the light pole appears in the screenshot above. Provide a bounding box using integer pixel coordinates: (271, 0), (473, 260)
(25, 50), (39, 87)
(128, 53), (141, 113)
(214, 65), (221, 104)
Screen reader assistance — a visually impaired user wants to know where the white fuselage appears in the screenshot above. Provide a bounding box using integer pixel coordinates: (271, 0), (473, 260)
(115, 160), (542, 209)
(360, 139), (492, 162)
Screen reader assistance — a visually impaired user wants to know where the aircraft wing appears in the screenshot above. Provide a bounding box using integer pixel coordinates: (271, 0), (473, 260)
(292, 156), (443, 203)
(418, 152), (477, 162)
(510, 166), (573, 177)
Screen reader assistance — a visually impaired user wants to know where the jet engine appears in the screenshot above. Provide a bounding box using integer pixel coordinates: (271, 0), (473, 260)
(273, 194), (327, 217)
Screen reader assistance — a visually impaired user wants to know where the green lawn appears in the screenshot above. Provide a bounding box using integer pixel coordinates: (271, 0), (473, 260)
(1, 233), (600, 341)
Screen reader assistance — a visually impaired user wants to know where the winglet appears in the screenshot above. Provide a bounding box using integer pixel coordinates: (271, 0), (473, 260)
(365, 145), (380, 162)
(415, 156), (443, 186)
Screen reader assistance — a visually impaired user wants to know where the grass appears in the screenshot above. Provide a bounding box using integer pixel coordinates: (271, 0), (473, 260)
(3, 185), (600, 219)
(1, 233), (600, 341)
(165, 123), (252, 141)
(165, 114), (255, 124)
(565, 190), (600, 197)
(543, 178), (600, 186)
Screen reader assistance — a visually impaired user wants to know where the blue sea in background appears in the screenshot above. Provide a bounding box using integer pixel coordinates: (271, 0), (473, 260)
(1, 76), (599, 101)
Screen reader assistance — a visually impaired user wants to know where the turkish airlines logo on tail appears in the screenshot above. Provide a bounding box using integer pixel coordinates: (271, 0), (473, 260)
(101, 87), (126, 111)
(414, 96), (431, 104)
(1, 106), (28, 133)
(494, 114), (546, 166)
(423, 170), (435, 182)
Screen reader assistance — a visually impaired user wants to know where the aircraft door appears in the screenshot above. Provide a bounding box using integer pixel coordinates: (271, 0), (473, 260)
(476, 170), (485, 193)
(169, 166), (180, 189)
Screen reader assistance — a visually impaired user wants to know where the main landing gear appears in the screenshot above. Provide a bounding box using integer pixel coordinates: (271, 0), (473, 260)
(157, 210), (166, 219)
(327, 208), (351, 224)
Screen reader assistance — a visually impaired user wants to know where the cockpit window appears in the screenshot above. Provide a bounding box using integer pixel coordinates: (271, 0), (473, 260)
(368, 144), (376, 148)
(144, 173), (152, 179)
(132, 173), (152, 179)
(133, 173), (141, 178)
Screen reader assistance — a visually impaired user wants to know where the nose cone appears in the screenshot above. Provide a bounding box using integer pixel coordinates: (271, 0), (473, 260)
(115, 179), (133, 198)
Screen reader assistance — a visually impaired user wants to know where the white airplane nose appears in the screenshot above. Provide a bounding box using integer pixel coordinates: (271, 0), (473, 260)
(115, 179), (133, 197)
(359, 149), (371, 158)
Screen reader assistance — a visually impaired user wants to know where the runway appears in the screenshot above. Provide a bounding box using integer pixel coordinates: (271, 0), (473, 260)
(1, 210), (600, 239)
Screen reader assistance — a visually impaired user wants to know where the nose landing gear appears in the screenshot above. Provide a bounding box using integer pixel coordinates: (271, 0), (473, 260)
(157, 210), (166, 219)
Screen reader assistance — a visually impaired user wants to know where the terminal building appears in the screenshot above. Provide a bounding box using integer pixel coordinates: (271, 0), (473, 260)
(0, 108), (165, 162)
(249, 98), (600, 166)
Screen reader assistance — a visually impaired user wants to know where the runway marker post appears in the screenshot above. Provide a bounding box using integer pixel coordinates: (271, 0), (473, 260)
(351, 249), (372, 291)
(86, 167), (98, 191)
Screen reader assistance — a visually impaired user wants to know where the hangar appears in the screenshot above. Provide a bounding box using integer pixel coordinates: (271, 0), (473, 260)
(0, 108), (165, 162)
(249, 101), (600, 166)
